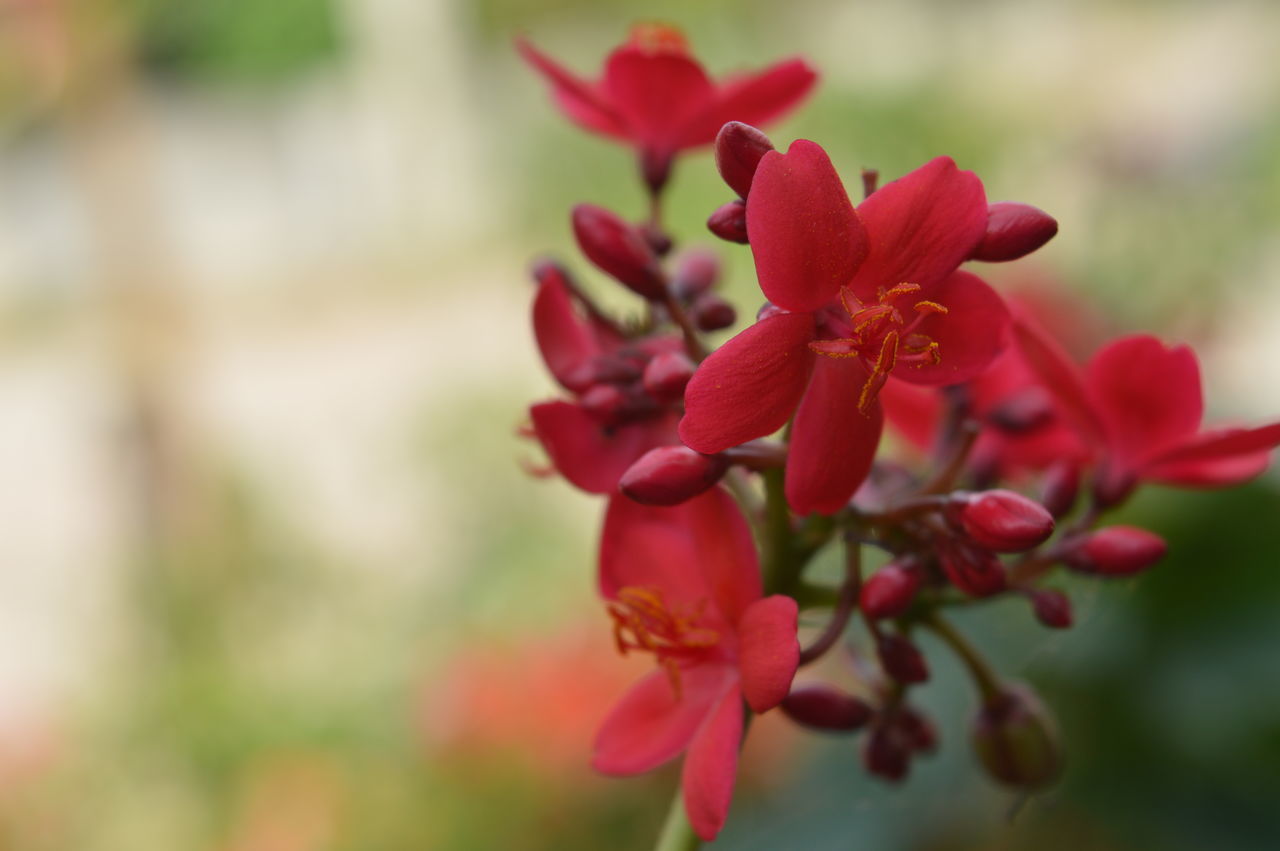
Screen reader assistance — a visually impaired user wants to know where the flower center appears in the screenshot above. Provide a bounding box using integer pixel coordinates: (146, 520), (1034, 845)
(608, 586), (719, 699)
(627, 23), (690, 56)
(809, 283), (948, 413)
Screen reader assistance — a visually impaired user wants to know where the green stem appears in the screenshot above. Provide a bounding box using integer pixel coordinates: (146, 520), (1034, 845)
(761, 467), (794, 596)
(798, 537), (862, 666)
(923, 612), (1003, 701)
(654, 788), (701, 851)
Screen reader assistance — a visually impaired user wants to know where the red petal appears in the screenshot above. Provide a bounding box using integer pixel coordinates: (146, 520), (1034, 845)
(679, 312), (816, 453)
(681, 58), (818, 148)
(892, 270), (1009, 386)
(592, 665), (734, 776)
(681, 680), (744, 842)
(1086, 335), (1202, 466)
(879, 377), (942, 453)
(681, 487), (764, 622)
(1011, 315), (1105, 445)
(531, 402), (671, 494)
(848, 157), (987, 299)
(531, 275), (601, 390)
(515, 38), (627, 140)
(1143, 451), (1272, 489)
(746, 141), (867, 312)
(598, 488), (761, 623)
(601, 46), (715, 150)
(1142, 423), (1280, 487)
(786, 357), (883, 515)
(737, 596), (799, 713)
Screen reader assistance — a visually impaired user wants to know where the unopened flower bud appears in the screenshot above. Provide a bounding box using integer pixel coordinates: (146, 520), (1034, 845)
(986, 387), (1055, 433)
(971, 202), (1058, 262)
(1040, 460), (1081, 519)
(781, 684), (873, 732)
(971, 685), (1063, 789)
(862, 723), (910, 782)
(579, 383), (629, 424)
(1028, 588), (1073, 628)
(692, 293), (737, 331)
(860, 560), (922, 620)
(618, 446), (729, 506)
(641, 351), (696, 403)
(639, 223), (673, 258)
(1063, 526), (1166, 576)
(530, 257), (573, 290)
(877, 634), (929, 684)
(671, 248), (721, 299)
(950, 490), (1055, 553)
(895, 706), (938, 754)
(715, 121), (774, 198)
(640, 146), (674, 196)
(1092, 465), (1136, 510)
(707, 199), (749, 244)
(571, 204), (665, 299)
(939, 546), (1007, 597)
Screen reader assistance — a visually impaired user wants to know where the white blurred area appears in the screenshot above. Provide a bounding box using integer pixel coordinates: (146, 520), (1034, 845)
(0, 0), (1276, 753)
(0, 0), (547, 730)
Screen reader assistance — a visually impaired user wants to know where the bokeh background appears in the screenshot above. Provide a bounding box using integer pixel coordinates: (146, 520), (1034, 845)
(1, 0), (1279, 848)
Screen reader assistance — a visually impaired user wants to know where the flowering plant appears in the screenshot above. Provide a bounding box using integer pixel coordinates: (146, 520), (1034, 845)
(517, 24), (1280, 848)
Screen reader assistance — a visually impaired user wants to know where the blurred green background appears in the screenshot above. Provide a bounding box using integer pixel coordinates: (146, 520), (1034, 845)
(0, 0), (1278, 848)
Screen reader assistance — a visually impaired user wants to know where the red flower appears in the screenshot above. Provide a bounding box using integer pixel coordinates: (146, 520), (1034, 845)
(880, 344), (1091, 480)
(594, 488), (799, 841)
(1014, 321), (1280, 503)
(528, 264), (681, 493)
(517, 24), (817, 191)
(680, 140), (1013, 514)
(882, 291), (1102, 479)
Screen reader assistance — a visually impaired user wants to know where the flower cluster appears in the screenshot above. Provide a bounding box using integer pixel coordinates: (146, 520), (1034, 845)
(517, 25), (1280, 846)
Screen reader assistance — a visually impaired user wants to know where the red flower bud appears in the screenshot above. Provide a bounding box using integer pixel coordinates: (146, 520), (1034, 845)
(939, 545), (1008, 597)
(715, 121), (774, 198)
(895, 706), (938, 754)
(971, 685), (1063, 789)
(671, 248), (721, 299)
(986, 387), (1055, 433)
(860, 561), (922, 620)
(579, 383), (629, 424)
(691, 293), (737, 331)
(951, 490), (1055, 552)
(618, 446), (729, 506)
(862, 723), (910, 782)
(530, 257), (572, 290)
(1040, 460), (1081, 519)
(1092, 464), (1137, 510)
(641, 351), (696, 403)
(640, 146), (674, 196)
(781, 685), (873, 732)
(571, 204), (665, 299)
(707, 199), (749, 243)
(877, 634), (929, 684)
(971, 202), (1058, 262)
(1063, 526), (1166, 576)
(1028, 588), (1073, 628)
(639, 222), (673, 257)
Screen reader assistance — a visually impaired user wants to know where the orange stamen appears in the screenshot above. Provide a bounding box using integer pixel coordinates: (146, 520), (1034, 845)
(628, 23), (689, 54)
(607, 586), (719, 699)
(813, 283), (948, 411)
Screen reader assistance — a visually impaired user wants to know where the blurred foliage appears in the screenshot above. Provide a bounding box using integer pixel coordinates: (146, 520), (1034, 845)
(135, 0), (340, 83)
